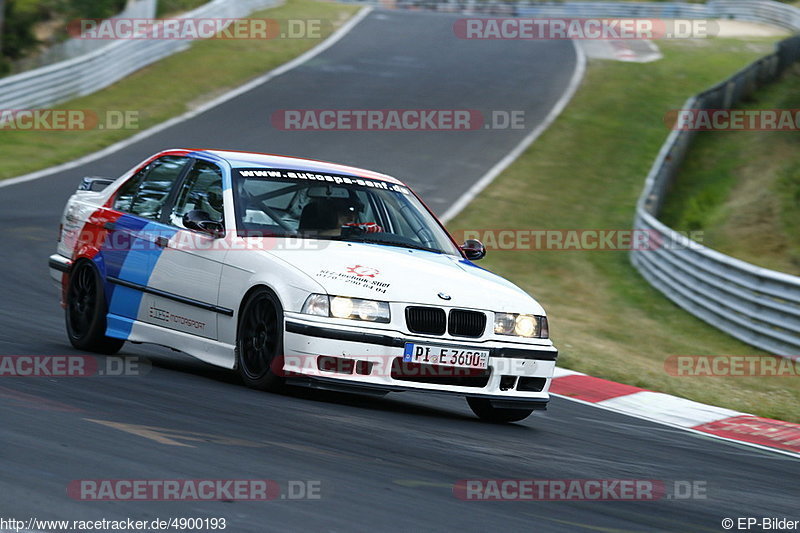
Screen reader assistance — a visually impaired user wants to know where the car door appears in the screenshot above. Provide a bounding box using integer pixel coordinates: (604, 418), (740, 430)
(103, 155), (191, 337)
(142, 158), (228, 340)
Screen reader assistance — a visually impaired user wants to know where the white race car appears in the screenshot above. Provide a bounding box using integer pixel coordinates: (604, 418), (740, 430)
(49, 149), (558, 422)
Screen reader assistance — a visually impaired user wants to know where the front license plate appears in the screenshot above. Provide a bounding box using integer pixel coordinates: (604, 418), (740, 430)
(403, 343), (489, 369)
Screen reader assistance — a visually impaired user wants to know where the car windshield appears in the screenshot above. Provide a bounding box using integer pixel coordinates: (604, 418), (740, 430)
(232, 168), (461, 255)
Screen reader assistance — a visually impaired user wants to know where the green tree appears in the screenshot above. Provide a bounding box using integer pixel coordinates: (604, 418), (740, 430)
(1, 0), (39, 60)
(0, 0), (5, 52)
(66, 0), (126, 20)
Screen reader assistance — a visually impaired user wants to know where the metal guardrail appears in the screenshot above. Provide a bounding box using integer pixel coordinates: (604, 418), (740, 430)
(12, 0), (158, 72)
(366, 0), (800, 356)
(5, 0), (800, 356)
(368, 0), (800, 32)
(0, 0), (279, 111)
(629, 3), (800, 358)
(516, 0), (800, 31)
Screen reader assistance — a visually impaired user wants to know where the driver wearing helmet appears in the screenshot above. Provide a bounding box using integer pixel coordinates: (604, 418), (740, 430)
(299, 196), (382, 236)
(201, 181), (224, 222)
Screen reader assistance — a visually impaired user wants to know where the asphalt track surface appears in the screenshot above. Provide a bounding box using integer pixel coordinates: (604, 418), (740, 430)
(0, 8), (798, 533)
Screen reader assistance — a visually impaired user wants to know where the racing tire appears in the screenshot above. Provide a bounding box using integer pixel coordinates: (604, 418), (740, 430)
(467, 397), (534, 423)
(236, 288), (285, 392)
(65, 261), (125, 355)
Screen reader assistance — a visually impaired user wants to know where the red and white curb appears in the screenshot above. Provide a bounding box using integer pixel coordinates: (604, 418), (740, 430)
(550, 368), (800, 458)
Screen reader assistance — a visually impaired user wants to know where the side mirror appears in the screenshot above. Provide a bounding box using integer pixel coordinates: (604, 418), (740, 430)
(461, 239), (486, 261)
(183, 210), (224, 238)
(79, 176), (115, 191)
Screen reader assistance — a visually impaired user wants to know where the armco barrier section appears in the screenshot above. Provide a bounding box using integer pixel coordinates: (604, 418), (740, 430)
(632, 26), (800, 358)
(6, 0), (800, 356)
(363, 0), (800, 356)
(0, 0), (279, 111)
(13, 0), (158, 71)
(372, 0), (799, 31)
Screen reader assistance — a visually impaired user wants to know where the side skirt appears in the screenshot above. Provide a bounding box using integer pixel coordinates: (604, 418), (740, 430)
(107, 314), (236, 369)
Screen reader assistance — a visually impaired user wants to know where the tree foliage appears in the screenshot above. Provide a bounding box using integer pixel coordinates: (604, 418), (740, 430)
(1, 0), (126, 66)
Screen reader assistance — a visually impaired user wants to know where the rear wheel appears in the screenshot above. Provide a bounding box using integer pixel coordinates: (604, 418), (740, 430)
(236, 288), (284, 391)
(65, 261), (124, 355)
(467, 397), (534, 423)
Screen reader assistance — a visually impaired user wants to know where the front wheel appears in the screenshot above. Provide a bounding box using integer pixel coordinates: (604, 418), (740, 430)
(467, 397), (534, 423)
(65, 261), (124, 355)
(236, 288), (285, 391)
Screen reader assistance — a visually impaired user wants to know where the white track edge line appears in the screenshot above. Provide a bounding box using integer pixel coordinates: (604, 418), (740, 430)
(0, 7), (374, 190)
(11, 13), (793, 460)
(440, 38), (587, 224)
(429, 34), (800, 460)
(551, 392), (800, 460)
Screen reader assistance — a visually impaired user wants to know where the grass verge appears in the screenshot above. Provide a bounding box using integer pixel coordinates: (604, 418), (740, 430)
(2, 8), (796, 421)
(0, 0), (360, 180)
(448, 37), (800, 422)
(659, 64), (800, 275)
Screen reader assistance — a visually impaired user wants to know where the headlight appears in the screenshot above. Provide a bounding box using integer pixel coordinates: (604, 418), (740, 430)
(302, 294), (329, 316)
(302, 294), (390, 323)
(494, 312), (548, 338)
(330, 296), (354, 318)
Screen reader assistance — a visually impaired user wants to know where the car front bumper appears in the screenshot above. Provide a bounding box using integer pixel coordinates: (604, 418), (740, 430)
(282, 314), (557, 407)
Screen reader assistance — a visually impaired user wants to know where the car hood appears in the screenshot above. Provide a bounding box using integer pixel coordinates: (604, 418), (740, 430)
(267, 240), (544, 314)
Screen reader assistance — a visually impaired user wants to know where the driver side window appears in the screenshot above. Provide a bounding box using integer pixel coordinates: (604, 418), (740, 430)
(113, 156), (190, 220)
(170, 161), (225, 229)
